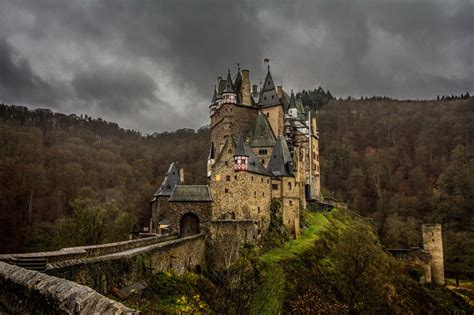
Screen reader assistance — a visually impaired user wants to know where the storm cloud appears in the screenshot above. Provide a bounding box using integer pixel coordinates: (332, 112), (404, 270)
(0, 0), (472, 133)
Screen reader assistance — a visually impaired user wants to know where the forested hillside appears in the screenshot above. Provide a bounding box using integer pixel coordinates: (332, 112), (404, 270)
(0, 97), (473, 280)
(317, 98), (474, 281)
(0, 104), (208, 253)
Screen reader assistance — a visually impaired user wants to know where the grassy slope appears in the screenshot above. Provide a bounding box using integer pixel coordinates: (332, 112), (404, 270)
(251, 210), (335, 314)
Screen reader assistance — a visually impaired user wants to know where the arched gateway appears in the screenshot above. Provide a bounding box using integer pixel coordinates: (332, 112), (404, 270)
(180, 213), (200, 237)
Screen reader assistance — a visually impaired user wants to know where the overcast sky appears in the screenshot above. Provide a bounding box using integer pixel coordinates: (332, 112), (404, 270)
(0, 1), (472, 133)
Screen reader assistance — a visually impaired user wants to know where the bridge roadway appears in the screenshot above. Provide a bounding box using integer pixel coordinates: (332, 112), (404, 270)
(0, 233), (179, 271)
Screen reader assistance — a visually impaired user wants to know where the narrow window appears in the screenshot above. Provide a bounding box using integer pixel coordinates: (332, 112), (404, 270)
(225, 188), (229, 193)
(226, 175), (231, 182)
(289, 200), (293, 206)
(254, 191), (256, 197)
(234, 175), (237, 180)
(288, 182), (292, 190)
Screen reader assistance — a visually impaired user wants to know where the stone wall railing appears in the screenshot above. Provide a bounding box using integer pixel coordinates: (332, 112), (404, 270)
(0, 233), (178, 265)
(0, 261), (139, 314)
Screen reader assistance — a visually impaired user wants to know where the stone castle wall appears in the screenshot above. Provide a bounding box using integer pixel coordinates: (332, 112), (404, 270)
(207, 220), (256, 269)
(168, 201), (212, 235)
(262, 106), (284, 137)
(210, 103), (258, 157)
(0, 261), (138, 314)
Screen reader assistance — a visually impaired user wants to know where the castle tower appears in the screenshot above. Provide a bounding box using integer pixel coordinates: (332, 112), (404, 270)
(422, 224), (445, 285)
(259, 68), (285, 137)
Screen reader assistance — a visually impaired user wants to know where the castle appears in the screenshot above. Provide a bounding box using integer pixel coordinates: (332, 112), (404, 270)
(150, 65), (320, 268)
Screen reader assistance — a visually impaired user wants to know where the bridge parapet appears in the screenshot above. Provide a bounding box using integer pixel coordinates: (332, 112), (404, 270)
(0, 233), (178, 267)
(0, 261), (139, 314)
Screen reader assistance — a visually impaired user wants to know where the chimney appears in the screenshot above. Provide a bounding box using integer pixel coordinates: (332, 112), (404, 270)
(179, 168), (185, 184)
(241, 69), (251, 105)
(252, 84), (258, 94)
(277, 85), (283, 100)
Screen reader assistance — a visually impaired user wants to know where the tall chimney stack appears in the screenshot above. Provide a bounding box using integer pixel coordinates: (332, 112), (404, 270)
(277, 85), (283, 100)
(179, 168), (185, 185)
(241, 69), (251, 105)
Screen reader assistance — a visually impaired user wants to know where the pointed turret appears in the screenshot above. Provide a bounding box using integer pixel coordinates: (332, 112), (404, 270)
(268, 136), (294, 176)
(223, 70), (236, 93)
(221, 69), (237, 105)
(211, 85), (217, 104)
(234, 67), (242, 92)
(288, 90), (298, 118)
(296, 97), (306, 120)
(234, 134), (248, 171)
(258, 68), (280, 107)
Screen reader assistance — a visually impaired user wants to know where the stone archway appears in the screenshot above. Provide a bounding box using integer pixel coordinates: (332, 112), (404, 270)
(180, 213), (200, 237)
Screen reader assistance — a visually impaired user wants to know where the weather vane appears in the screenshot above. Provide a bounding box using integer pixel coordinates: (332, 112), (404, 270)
(264, 58), (273, 70)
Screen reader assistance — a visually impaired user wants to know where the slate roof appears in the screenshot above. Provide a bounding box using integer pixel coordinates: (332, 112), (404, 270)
(168, 185), (212, 202)
(248, 113), (276, 147)
(223, 70), (236, 93)
(282, 91), (291, 113)
(234, 70), (242, 92)
(211, 86), (217, 104)
(296, 98), (306, 120)
(268, 136), (294, 177)
(258, 70), (280, 107)
(289, 91), (297, 109)
(228, 135), (271, 176)
(154, 163), (181, 197)
(235, 134), (247, 156)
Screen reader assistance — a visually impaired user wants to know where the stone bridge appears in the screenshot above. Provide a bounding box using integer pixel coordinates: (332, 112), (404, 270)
(0, 232), (206, 314)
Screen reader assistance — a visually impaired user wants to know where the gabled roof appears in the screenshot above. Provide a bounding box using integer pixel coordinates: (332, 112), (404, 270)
(248, 113), (276, 147)
(246, 143), (271, 176)
(258, 70), (280, 107)
(154, 163), (181, 197)
(169, 185), (212, 202)
(268, 136), (294, 177)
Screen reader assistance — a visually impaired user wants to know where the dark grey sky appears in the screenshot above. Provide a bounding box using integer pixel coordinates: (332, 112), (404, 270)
(0, 0), (472, 133)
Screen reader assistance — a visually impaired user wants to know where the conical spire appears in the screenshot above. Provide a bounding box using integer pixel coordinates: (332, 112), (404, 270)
(289, 90), (297, 109)
(154, 162), (181, 197)
(234, 65), (242, 92)
(211, 85), (217, 103)
(268, 136), (294, 177)
(234, 134), (248, 157)
(223, 69), (236, 93)
(258, 68), (280, 107)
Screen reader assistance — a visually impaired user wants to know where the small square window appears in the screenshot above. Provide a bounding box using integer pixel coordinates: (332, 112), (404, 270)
(226, 175), (231, 182)
(225, 161), (229, 166)
(225, 188), (229, 193)
(272, 184), (278, 190)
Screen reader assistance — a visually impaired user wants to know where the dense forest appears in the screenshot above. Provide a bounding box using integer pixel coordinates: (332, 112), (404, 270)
(0, 96), (473, 281)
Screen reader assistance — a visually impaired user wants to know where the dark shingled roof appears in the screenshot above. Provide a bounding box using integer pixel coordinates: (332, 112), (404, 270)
(168, 185), (212, 202)
(234, 134), (247, 156)
(258, 69), (280, 107)
(154, 163), (180, 197)
(248, 113), (276, 147)
(296, 98), (306, 120)
(282, 91), (291, 113)
(223, 70), (236, 93)
(289, 91), (297, 110)
(268, 136), (294, 177)
(211, 86), (217, 104)
(234, 70), (242, 92)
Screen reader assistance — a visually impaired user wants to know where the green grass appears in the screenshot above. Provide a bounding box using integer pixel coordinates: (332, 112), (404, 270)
(261, 210), (331, 264)
(251, 209), (335, 314)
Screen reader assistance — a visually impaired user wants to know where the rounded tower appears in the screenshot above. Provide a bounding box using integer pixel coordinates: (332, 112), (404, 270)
(422, 223), (445, 285)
